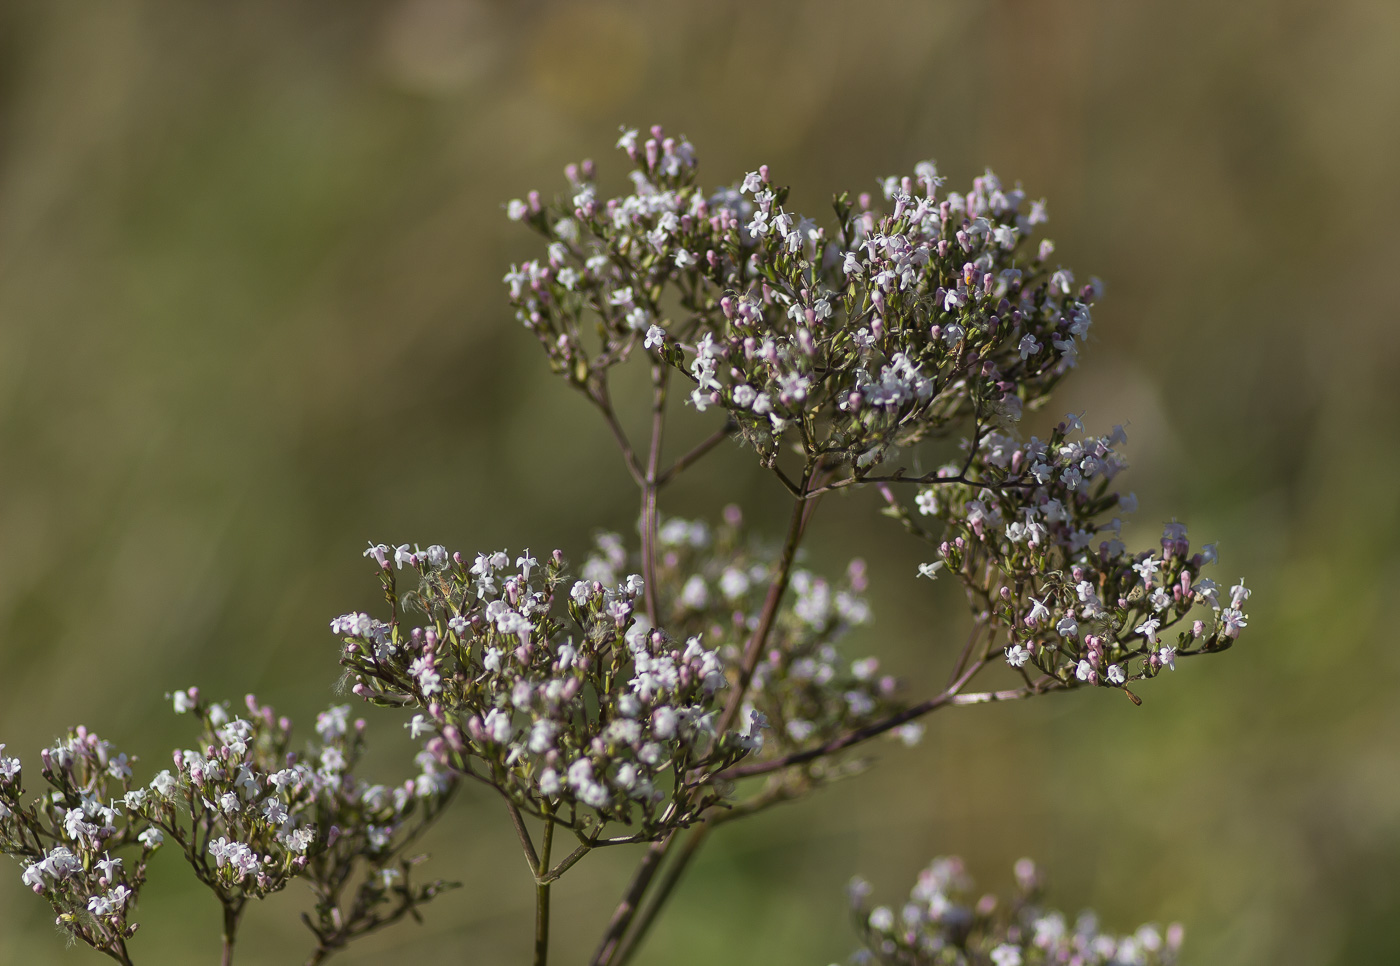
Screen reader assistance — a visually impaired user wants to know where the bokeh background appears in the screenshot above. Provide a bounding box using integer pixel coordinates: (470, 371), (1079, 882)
(1, 1), (1397, 963)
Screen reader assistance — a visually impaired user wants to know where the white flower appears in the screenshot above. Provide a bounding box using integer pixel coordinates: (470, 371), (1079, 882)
(1106, 664), (1126, 685)
(0, 746), (19, 782)
(1220, 608), (1248, 637)
(990, 944), (1023, 966)
(896, 723), (924, 747)
(96, 853), (122, 881)
(679, 575), (709, 610)
(1133, 554), (1161, 586)
(538, 769), (560, 796)
(1158, 646), (1177, 670)
(1025, 596), (1051, 625)
(106, 753), (131, 780)
(1004, 645), (1031, 668)
(1135, 617), (1162, 640)
(150, 770), (178, 797)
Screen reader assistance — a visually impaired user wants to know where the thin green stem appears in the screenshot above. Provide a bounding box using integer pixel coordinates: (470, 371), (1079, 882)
(540, 842), (592, 883)
(220, 902), (241, 966)
(640, 364), (667, 624)
(534, 818), (555, 966)
(507, 801), (540, 874)
(588, 381), (646, 487)
(717, 467), (814, 735)
(656, 419), (735, 485)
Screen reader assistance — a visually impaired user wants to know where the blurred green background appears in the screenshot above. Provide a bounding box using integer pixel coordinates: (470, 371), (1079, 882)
(1, 1), (1397, 963)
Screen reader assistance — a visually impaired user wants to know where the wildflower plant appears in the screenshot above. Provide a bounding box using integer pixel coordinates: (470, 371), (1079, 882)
(845, 857), (1184, 966)
(0, 125), (1250, 965)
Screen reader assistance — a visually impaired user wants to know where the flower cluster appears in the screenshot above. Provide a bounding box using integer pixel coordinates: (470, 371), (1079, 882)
(611, 509), (918, 769)
(336, 543), (758, 841)
(2, 126), (1254, 966)
(504, 124), (1094, 472)
(845, 856), (1183, 966)
(0, 732), (151, 960)
(888, 415), (1249, 699)
(0, 692), (455, 964)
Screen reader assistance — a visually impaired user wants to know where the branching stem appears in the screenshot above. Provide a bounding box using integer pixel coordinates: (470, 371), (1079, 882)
(612, 820), (713, 966)
(589, 835), (673, 966)
(220, 902), (242, 966)
(717, 467), (814, 735)
(534, 817), (554, 966)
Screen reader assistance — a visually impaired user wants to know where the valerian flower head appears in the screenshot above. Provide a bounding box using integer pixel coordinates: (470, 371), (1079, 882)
(883, 415), (1249, 703)
(333, 537), (760, 842)
(848, 856), (1184, 966)
(504, 125), (1095, 473)
(0, 695), (455, 962)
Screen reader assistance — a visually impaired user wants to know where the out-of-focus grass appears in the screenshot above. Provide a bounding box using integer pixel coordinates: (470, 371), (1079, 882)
(0, 1), (1396, 963)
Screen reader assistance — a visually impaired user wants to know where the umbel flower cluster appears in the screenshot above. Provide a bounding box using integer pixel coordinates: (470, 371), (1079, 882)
(336, 541), (756, 842)
(845, 857), (1182, 966)
(1, 126), (1249, 966)
(0, 693), (454, 965)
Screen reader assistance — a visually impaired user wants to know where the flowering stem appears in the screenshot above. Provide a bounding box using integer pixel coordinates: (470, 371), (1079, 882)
(506, 801), (540, 875)
(640, 364), (668, 624)
(611, 819), (713, 966)
(597, 470), (820, 965)
(717, 467), (814, 736)
(104, 940), (135, 966)
(722, 671), (1062, 781)
(656, 419), (736, 485)
(533, 818), (554, 966)
(539, 842), (590, 883)
(588, 834), (672, 966)
(947, 617), (990, 689)
(587, 382), (646, 487)
(221, 902), (242, 966)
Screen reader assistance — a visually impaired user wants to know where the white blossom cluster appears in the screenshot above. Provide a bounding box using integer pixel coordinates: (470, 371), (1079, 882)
(504, 123), (1096, 472)
(336, 543), (759, 839)
(893, 415), (1249, 696)
(0, 693), (454, 963)
(622, 509), (919, 765)
(0, 731), (149, 959)
(845, 856), (1183, 966)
